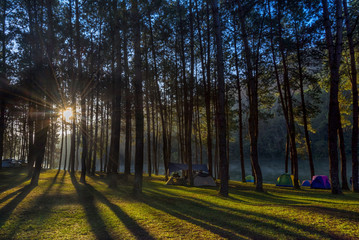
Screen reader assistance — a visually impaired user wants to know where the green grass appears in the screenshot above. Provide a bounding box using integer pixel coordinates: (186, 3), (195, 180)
(0, 168), (358, 239)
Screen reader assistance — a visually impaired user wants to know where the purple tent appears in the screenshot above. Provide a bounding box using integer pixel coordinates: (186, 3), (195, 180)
(311, 175), (331, 189)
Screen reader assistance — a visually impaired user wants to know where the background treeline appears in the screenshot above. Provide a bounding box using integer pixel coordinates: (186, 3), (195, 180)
(0, 0), (358, 195)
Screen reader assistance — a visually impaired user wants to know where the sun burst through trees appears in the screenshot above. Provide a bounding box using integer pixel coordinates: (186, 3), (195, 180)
(61, 108), (73, 123)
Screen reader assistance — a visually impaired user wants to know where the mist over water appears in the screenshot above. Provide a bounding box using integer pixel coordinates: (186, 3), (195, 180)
(55, 142), (353, 185)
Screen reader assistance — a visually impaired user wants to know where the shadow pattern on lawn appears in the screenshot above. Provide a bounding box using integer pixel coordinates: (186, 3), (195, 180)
(0, 168), (29, 194)
(143, 185), (348, 240)
(1, 170), (64, 239)
(0, 184), (34, 229)
(71, 175), (113, 240)
(72, 175), (154, 240)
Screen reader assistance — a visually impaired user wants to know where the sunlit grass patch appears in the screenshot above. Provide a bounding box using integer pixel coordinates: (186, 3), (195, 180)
(0, 168), (359, 239)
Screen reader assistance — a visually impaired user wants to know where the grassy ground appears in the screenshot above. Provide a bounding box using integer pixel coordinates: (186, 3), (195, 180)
(0, 168), (358, 240)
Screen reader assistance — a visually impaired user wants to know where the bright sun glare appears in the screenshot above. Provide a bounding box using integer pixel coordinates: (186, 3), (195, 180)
(62, 108), (73, 122)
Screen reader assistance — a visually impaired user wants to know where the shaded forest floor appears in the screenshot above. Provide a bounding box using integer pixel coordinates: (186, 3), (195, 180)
(0, 168), (358, 239)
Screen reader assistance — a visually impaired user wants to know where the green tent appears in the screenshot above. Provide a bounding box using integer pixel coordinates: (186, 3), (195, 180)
(276, 173), (296, 187)
(245, 175), (254, 182)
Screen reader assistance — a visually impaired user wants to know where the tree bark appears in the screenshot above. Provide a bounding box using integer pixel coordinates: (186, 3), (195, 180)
(338, 121), (349, 190)
(108, 0), (122, 188)
(232, 12), (245, 182)
(236, 0), (263, 192)
(31, 105), (50, 186)
(132, 0), (144, 195)
(92, 88), (100, 175)
(211, 0), (228, 196)
(322, 0), (343, 194)
(295, 24), (315, 179)
(0, 0), (7, 170)
(124, 4), (131, 177)
(343, 0), (359, 192)
(277, 0), (299, 189)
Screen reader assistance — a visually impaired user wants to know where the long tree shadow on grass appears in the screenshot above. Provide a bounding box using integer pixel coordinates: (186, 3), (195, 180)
(0, 169), (29, 193)
(0, 184), (34, 228)
(4, 171), (64, 238)
(71, 175), (113, 240)
(292, 205), (359, 223)
(143, 187), (346, 240)
(0, 188), (24, 204)
(85, 183), (155, 240)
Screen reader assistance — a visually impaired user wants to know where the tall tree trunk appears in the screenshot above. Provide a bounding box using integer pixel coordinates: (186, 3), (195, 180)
(322, 0), (343, 194)
(69, 102), (76, 174)
(338, 121), (349, 190)
(66, 0), (76, 175)
(132, 0), (144, 195)
(186, 0), (195, 185)
(145, 40), (152, 177)
(233, 12), (245, 182)
(31, 104), (50, 186)
(59, 110), (64, 170)
(124, 5), (131, 177)
(108, 0), (122, 188)
(88, 92), (94, 174)
(205, 2), (213, 176)
(152, 96), (158, 175)
(28, 103), (35, 175)
(194, 1), (206, 166)
(236, 0), (263, 192)
(343, 0), (359, 192)
(104, 102), (110, 172)
(285, 133), (289, 173)
(196, 89), (203, 164)
(277, 0), (299, 189)
(0, 0), (7, 170)
(149, 8), (168, 180)
(295, 25), (315, 178)
(64, 123), (68, 170)
(92, 88), (100, 175)
(211, 0), (228, 196)
(99, 100), (104, 172)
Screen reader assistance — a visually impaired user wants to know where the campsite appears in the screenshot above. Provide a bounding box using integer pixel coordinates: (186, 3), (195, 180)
(1, 168), (359, 240)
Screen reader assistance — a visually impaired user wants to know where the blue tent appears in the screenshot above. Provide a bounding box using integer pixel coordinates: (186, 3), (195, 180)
(168, 162), (209, 175)
(301, 180), (311, 187)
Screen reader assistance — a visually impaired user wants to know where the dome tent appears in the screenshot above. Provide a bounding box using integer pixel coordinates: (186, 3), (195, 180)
(245, 175), (254, 182)
(311, 175), (331, 189)
(276, 173), (298, 187)
(193, 172), (216, 187)
(302, 180), (311, 187)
